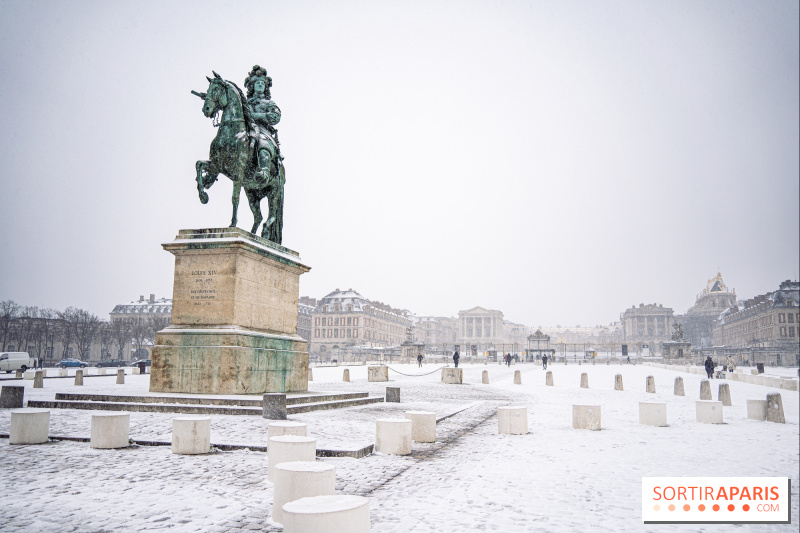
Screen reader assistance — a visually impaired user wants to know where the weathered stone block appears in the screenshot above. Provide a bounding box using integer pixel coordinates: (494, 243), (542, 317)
(116, 369), (125, 384)
(33, 371), (43, 389)
(368, 366), (389, 382)
(1, 385), (25, 408)
(97, 368), (107, 376)
(700, 380), (712, 400)
(646, 375), (656, 393)
(580, 373), (589, 388)
(273, 462), (336, 524)
(696, 401), (723, 424)
(481, 370), (489, 384)
(405, 410), (436, 442)
(342, 369), (350, 382)
(268, 421), (308, 439)
(498, 406), (528, 434)
(746, 399), (767, 420)
(765, 393), (785, 424)
(171, 416), (211, 455)
(718, 383), (732, 406)
(281, 495), (370, 533)
(639, 402), (667, 427)
(614, 374), (623, 391)
(385, 387), (400, 402)
(375, 418), (412, 455)
(673, 376), (685, 396)
(267, 435), (316, 481)
(308, 367), (313, 381)
(513, 370), (521, 385)
(441, 368), (462, 384)
(74, 370), (84, 386)
(572, 405), (601, 430)
(58, 368), (68, 377)
(90, 412), (130, 448)
(263, 393), (287, 420)
(9, 409), (50, 444)
(546, 371), (553, 386)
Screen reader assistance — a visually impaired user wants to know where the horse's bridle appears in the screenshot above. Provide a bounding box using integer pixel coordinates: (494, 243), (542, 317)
(208, 79), (246, 128)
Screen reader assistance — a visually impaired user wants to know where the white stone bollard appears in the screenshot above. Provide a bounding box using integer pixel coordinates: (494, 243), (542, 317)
(74, 369), (83, 386)
(481, 370), (489, 384)
(765, 393), (785, 424)
(33, 370), (44, 388)
(700, 380), (712, 400)
(132, 366), (140, 375)
(580, 373), (589, 388)
(498, 406), (528, 435)
(718, 383), (732, 406)
(268, 421), (308, 439)
(116, 368), (125, 384)
(367, 366), (388, 382)
(23, 371), (35, 380)
(639, 402), (667, 427)
(781, 378), (798, 391)
(441, 368), (463, 384)
(90, 412), (130, 449)
(375, 418), (412, 455)
(614, 374), (623, 391)
(268, 436), (317, 481)
(273, 462), (336, 525)
(281, 495), (370, 533)
(171, 417), (211, 455)
(58, 368), (68, 377)
(404, 411), (436, 442)
(97, 368), (107, 376)
(9, 409), (50, 445)
(546, 371), (553, 386)
(646, 376), (656, 393)
(696, 401), (723, 424)
(513, 370), (521, 384)
(572, 405), (601, 430)
(746, 399), (767, 420)
(342, 369), (350, 382)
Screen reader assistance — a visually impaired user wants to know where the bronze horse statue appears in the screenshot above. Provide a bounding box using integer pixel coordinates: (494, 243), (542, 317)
(192, 72), (284, 244)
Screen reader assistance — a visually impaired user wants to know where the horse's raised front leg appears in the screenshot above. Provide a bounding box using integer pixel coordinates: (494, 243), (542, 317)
(195, 160), (218, 204)
(245, 189), (263, 235)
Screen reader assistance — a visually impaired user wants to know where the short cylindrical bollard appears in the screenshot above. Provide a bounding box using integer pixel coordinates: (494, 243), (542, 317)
(404, 410), (436, 442)
(1, 385), (25, 408)
(482, 370), (489, 384)
(718, 383), (732, 406)
(765, 393), (785, 424)
(375, 418), (412, 455)
(513, 370), (521, 385)
(172, 417), (211, 455)
(572, 405), (601, 430)
(700, 380), (712, 400)
(268, 421), (308, 439)
(342, 369), (350, 382)
(263, 393), (287, 420)
(674, 377), (685, 396)
(268, 435), (317, 481)
(546, 371), (553, 386)
(385, 386), (400, 403)
(74, 369), (84, 386)
(58, 368), (68, 377)
(498, 406), (528, 435)
(746, 399), (767, 420)
(646, 376), (656, 393)
(97, 368), (107, 376)
(308, 367), (313, 381)
(273, 462), (336, 525)
(33, 370), (44, 388)
(281, 495), (370, 533)
(614, 374), (623, 391)
(9, 409), (50, 444)
(639, 402), (667, 427)
(580, 373), (589, 388)
(696, 401), (723, 424)
(90, 412), (130, 448)
(116, 368), (125, 384)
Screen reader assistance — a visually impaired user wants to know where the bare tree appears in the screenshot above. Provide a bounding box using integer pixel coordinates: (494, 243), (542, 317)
(0, 300), (19, 350)
(56, 308), (77, 358)
(110, 319), (132, 360)
(71, 309), (103, 360)
(97, 321), (115, 361)
(31, 308), (57, 365)
(130, 319), (151, 359)
(12, 306), (39, 356)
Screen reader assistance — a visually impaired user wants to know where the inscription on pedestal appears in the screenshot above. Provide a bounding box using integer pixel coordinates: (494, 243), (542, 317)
(190, 270), (217, 306)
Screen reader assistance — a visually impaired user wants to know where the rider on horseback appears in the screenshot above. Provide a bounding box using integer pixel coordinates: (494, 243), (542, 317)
(244, 65), (282, 184)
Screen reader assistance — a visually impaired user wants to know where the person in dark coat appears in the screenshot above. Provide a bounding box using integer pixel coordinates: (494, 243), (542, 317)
(542, 353), (548, 370)
(417, 353), (423, 368)
(704, 356), (715, 379)
(453, 349), (460, 368)
(506, 353), (511, 367)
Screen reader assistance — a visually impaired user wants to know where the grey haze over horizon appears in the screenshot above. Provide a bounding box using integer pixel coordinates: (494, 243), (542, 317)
(0, 0), (797, 327)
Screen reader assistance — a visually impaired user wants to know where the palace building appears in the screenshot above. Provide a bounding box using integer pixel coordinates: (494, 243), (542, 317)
(683, 272), (737, 347)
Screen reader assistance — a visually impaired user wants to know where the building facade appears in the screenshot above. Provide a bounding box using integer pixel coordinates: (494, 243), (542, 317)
(297, 297), (316, 342)
(620, 303), (675, 352)
(309, 289), (413, 359)
(683, 272), (737, 348)
(413, 316), (458, 352)
(457, 307), (505, 354)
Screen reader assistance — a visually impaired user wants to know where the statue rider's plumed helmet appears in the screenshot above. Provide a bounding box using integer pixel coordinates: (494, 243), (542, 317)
(245, 65), (272, 100)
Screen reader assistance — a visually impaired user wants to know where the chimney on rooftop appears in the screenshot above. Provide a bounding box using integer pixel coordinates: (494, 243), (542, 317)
(139, 295), (144, 302)
(150, 294), (155, 303)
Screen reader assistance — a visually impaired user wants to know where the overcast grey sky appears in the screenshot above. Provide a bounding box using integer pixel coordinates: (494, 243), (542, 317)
(0, 0), (797, 327)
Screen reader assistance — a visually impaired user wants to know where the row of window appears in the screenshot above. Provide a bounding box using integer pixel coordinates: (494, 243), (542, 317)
(315, 317), (359, 327)
(778, 313), (798, 324)
(315, 329), (359, 339)
(779, 326), (796, 337)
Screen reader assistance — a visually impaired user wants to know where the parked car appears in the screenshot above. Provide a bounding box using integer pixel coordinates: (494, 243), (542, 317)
(95, 359), (129, 368)
(129, 359), (152, 367)
(59, 358), (89, 369)
(0, 352), (33, 373)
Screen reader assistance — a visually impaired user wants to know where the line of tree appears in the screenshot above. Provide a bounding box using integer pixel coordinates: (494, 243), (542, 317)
(0, 300), (168, 363)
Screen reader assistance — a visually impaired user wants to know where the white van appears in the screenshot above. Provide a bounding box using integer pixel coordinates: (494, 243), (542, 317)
(0, 352), (33, 373)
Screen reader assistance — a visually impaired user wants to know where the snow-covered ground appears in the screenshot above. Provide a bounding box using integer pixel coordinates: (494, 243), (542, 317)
(0, 362), (797, 532)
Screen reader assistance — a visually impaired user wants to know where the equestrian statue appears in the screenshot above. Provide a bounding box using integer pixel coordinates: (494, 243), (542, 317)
(192, 65), (285, 244)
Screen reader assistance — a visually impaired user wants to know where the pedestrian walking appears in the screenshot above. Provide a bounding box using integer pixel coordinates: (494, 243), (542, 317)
(506, 353), (511, 367)
(417, 353), (423, 368)
(453, 349), (460, 368)
(704, 356), (715, 379)
(542, 353), (548, 370)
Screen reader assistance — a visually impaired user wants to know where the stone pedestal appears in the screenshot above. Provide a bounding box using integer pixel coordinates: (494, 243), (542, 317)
(268, 421), (308, 439)
(268, 436), (317, 481)
(700, 380), (712, 400)
(482, 370), (489, 384)
(404, 410), (436, 442)
(342, 369), (350, 382)
(281, 495), (370, 533)
(696, 401), (723, 424)
(150, 228), (310, 395)
(513, 370), (521, 384)
(368, 366), (389, 382)
(765, 393), (785, 424)
(441, 368), (462, 384)
(646, 376), (656, 393)
(718, 383), (732, 406)
(33, 371), (43, 388)
(746, 399), (767, 420)
(1, 385), (25, 408)
(273, 462), (336, 525)
(116, 369), (125, 384)
(674, 377), (685, 396)
(545, 371), (553, 386)
(639, 402), (667, 427)
(91, 413), (130, 448)
(614, 374), (623, 391)
(172, 417), (211, 455)
(498, 406), (528, 434)
(74, 370), (83, 386)
(580, 373), (589, 388)
(572, 405), (601, 430)
(375, 418), (412, 455)
(9, 409), (50, 444)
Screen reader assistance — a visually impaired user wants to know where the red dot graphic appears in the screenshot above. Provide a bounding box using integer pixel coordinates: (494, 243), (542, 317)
(713, 504), (720, 512)
(728, 504), (735, 512)
(698, 504), (706, 511)
(743, 504), (750, 512)
(668, 504), (676, 512)
(683, 504), (691, 511)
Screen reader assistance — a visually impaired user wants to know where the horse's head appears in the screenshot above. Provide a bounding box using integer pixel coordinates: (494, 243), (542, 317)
(193, 71), (229, 118)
